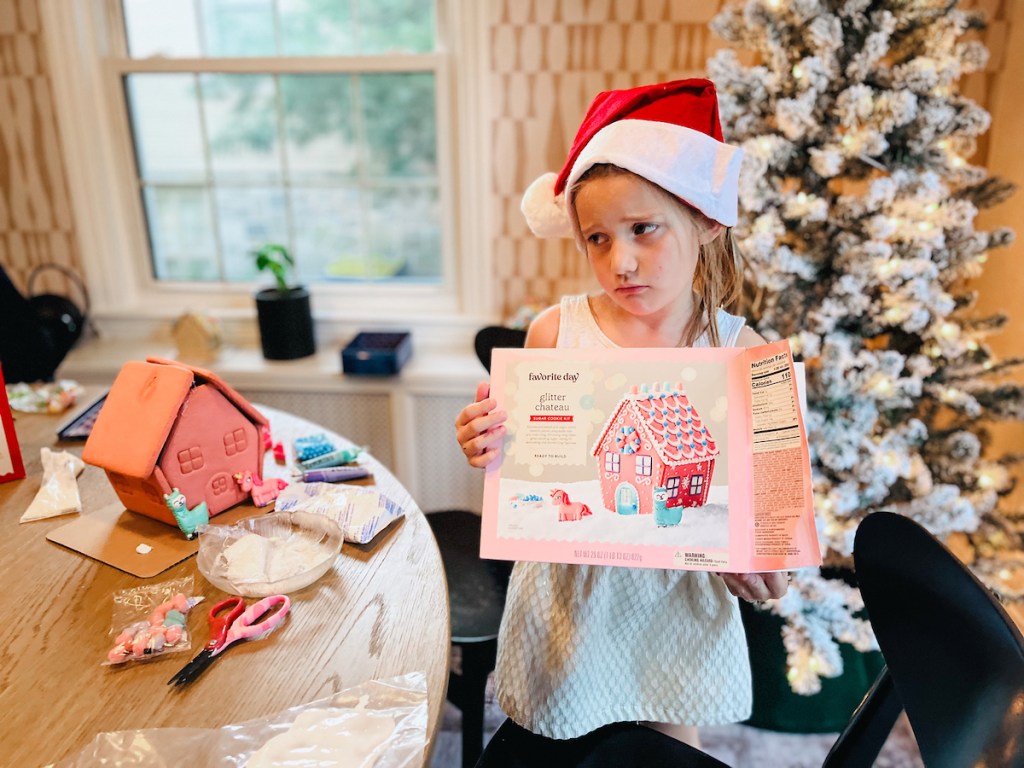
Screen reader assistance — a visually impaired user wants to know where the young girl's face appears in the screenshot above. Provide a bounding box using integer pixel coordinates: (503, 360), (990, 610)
(574, 172), (703, 322)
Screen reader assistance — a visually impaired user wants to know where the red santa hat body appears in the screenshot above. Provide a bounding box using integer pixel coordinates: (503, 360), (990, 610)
(521, 78), (743, 238)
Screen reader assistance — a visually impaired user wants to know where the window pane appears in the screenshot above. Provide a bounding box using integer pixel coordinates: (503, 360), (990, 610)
(123, 0), (201, 58)
(281, 75), (357, 181)
(290, 187), (364, 282)
(279, 0), (355, 56)
(367, 185), (439, 279)
(145, 187), (219, 280)
(359, 0), (435, 54)
(126, 74), (206, 184)
(201, 74), (282, 184)
(361, 73), (437, 178)
(215, 187), (289, 281)
(119, 2), (445, 287)
(200, 0), (276, 57)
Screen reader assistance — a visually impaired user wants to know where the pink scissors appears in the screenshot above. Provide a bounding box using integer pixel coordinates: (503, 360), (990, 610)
(168, 594), (291, 686)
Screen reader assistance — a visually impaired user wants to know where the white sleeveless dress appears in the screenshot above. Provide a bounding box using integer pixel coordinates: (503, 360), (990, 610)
(494, 294), (753, 739)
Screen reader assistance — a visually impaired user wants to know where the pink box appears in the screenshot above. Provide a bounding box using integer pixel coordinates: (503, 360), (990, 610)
(481, 340), (821, 573)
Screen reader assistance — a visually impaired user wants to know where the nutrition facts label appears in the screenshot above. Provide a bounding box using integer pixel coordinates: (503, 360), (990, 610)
(750, 351), (802, 454)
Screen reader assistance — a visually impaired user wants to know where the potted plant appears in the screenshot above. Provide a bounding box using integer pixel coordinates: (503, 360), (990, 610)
(252, 243), (315, 360)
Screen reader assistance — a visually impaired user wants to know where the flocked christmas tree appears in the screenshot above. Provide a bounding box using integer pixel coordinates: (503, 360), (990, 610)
(706, 0), (1023, 693)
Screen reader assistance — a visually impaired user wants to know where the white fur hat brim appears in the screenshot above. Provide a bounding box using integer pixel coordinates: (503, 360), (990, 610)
(521, 119), (744, 238)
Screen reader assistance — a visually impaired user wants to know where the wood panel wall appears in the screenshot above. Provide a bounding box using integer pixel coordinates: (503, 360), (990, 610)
(0, 0), (81, 299)
(0, 0), (1018, 350)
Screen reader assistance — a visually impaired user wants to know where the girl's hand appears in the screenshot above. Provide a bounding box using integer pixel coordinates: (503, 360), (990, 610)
(716, 571), (790, 603)
(454, 381), (508, 469)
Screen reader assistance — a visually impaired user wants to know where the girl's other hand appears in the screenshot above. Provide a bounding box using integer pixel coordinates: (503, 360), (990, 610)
(716, 571), (790, 602)
(454, 381), (508, 469)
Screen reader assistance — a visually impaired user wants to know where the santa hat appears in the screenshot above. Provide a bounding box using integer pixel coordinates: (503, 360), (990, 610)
(521, 78), (744, 238)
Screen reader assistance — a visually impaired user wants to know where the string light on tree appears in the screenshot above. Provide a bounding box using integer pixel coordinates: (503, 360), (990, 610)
(708, 0), (1022, 694)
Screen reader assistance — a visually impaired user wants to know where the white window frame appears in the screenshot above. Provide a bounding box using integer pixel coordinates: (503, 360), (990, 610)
(39, 0), (493, 348)
(666, 475), (680, 499)
(604, 452), (620, 474)
(689, 473), (704, 496)
(635, 454), (652, 476)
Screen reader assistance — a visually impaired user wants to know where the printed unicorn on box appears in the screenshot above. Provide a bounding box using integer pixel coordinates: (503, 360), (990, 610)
(550, 488), (592, 522)
(591, 382), (718, 517)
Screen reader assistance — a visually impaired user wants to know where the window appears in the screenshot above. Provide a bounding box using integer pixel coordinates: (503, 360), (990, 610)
(666, 476), (680, 499)
(605, 452), (620, 474)
(42, 0), (488, 339)
(635, 454), (652, 476)
(121, 0), (440, 285)
(211, 474), (232, 495)
(689, 473), (704, 496)
(177, 445), (204, 473)
(223, 427), (248, 456)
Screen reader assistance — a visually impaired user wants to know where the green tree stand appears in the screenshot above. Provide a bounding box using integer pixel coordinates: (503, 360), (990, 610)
(740, 599), (885, 733)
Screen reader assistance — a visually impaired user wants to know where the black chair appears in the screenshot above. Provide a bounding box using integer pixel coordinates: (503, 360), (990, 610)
(426, 326), (526, 768)
(427, 511), (514, 768)
(826, 510), (1024, 767)
(475, 511), (1024, 768)
(474, 326), (528, 374)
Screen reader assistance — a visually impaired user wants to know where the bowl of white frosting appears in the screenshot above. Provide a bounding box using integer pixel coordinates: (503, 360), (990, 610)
(196, 511), (344, 597)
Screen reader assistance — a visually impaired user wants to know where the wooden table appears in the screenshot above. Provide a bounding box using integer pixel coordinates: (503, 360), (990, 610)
(0, 392), (450, 766)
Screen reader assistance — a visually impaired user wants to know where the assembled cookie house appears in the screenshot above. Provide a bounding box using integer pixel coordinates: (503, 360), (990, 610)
(591, 382), (718, 516)
(83, 357), (268, 526)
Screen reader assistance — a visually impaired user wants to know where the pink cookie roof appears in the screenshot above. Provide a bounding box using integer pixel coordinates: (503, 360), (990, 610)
(592, 383), (719, 466)
(83, 356), (268, 479)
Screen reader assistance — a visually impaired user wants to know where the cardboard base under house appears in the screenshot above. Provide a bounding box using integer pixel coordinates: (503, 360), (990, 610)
(47, 501), (267, 578)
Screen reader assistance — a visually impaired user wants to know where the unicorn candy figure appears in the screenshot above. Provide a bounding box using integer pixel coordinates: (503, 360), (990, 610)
(550, 488), (592, 522)
(233, 469), (288, 507)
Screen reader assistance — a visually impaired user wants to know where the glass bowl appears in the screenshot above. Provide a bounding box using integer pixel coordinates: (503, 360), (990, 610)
(196, 511), (344, 597)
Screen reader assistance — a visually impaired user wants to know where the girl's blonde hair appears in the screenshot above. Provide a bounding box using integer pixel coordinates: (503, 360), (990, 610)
(569, 163), (746, 348)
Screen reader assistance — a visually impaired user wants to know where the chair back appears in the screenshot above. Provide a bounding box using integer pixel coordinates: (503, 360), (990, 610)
(474, 326), (527, 373)
(853, 511), (1024, 768)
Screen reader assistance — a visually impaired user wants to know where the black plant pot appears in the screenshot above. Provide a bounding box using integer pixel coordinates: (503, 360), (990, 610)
(255, 287), (316, 360)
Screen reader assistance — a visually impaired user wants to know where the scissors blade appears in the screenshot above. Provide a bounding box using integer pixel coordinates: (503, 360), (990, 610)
(167, 648), (211, 686)
(171, 649), (219, 686)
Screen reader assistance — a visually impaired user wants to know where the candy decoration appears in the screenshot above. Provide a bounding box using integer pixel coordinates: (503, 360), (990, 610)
(105, 592), (199, 665)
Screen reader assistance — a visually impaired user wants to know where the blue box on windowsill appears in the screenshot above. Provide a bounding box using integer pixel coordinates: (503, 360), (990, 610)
(341, 331), (412, 376)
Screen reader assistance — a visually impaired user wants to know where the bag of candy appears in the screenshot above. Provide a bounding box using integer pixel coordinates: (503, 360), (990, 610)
(103, 575), (204, 666)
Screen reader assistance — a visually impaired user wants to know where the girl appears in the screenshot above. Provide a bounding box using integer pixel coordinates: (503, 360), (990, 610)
(454, 79), (789, 748)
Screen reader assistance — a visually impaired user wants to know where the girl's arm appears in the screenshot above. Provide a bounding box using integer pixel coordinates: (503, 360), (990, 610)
(524, 304), (560, 349)
(736, 325), (767, 348)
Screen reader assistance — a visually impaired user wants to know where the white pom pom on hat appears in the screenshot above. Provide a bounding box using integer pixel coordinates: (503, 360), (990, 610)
(520, 78), (744, 239)
(520, 172), (573, 239)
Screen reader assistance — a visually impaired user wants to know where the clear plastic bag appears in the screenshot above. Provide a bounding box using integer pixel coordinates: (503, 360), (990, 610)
(274, 482), (406, 544)
(52, 672), (429, 767)
(103, 576), (203, 666)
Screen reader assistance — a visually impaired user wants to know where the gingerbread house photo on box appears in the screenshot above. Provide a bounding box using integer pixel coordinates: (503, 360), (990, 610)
(83, 357), (269, 528)
(591, 381), (719, 521)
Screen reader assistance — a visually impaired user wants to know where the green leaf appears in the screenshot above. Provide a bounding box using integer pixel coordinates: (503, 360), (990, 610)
(252, 243), (295, 291)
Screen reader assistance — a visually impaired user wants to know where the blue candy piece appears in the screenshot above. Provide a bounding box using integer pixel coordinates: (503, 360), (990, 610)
(163, 609), (186, 627)
(294, 433), (336, 461)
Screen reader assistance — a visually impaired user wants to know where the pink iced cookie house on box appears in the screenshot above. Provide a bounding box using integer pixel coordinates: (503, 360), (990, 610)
(591, 382), (718, 516)
(83, 356), (268, 526)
